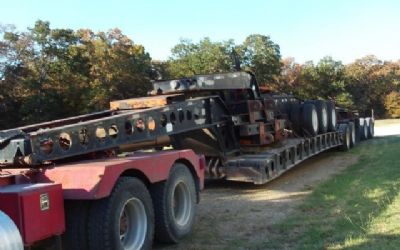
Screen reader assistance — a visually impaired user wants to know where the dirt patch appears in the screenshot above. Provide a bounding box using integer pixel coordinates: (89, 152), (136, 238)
(375, 119), (400, 136)
(156, 152), (359, 249)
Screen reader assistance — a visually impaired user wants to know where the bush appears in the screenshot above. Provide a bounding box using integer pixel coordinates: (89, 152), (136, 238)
(384, 91), (400, 118)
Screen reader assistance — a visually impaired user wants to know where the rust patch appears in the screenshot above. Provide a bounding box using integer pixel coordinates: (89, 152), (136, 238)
(110, 94), (185, 110)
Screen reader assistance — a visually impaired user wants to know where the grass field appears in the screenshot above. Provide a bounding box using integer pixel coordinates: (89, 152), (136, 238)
(260, 135), (400, 250)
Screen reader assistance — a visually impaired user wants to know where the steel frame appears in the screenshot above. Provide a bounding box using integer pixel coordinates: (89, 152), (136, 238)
(0, 96), (231, 166)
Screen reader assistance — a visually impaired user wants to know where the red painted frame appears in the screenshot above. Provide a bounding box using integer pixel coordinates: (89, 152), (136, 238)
(30, 149), (205, 199)
(0, 149), (204, 246)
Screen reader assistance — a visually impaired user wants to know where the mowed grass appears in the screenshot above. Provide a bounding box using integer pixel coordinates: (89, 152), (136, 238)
(262, 136), (400, 250)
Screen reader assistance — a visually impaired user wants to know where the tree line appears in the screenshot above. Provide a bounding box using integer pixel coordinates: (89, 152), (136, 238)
(1, 20), (399, 129)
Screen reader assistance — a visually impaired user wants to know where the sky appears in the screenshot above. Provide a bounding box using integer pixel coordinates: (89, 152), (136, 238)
(1, 0), (399, 64)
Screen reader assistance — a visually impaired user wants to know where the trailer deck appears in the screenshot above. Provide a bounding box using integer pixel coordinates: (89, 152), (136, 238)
(225, 132), (341, 184)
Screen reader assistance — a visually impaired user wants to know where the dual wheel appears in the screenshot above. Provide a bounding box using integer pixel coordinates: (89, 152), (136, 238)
(339, 122), (356, 151)
(333, 117), (374, 151)
(358, 117), (374, 140)
(290, 100), (336, 136)
(64, 163), (196, 250)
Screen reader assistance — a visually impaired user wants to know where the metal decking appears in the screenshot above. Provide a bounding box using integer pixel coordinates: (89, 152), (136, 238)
(224, 132), (342, 184)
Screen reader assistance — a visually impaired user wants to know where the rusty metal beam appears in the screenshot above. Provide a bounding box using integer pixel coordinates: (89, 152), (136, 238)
(110, 94), (185, 110)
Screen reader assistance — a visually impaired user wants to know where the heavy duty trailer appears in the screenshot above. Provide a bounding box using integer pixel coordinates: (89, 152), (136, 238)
(0, 71), (374, 249)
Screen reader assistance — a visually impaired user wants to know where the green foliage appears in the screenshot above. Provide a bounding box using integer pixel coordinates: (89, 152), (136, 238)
(385, 91), (400, 118)
(314, 56), (345, 99)
(167, 37), (235, 77)
(281, 57), (347, 102)
(166, 34), (282, 86)
(278, 55), (399, 116)
(240, 34), (282, 86)
(344, 56), (393, 116)
(0, 20), (152, 128)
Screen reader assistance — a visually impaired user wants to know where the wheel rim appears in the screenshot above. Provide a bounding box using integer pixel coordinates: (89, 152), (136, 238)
(351, 125), (356, 144)
(346, 128), (351, 148)
(119, 197), (147, 250)
(331, 110), (337, 127)
(322, 108), (328, 128)
(312, 109), (318, 133)
(364, 123), (368, 138)
(172, 181), (192, 227)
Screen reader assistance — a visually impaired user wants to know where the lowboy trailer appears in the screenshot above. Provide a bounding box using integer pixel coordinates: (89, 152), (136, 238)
(0, 71), (373, 249)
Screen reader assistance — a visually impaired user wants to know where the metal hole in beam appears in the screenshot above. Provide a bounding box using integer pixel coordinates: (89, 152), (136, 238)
(170, 113), (176, 124)
(160, 114), (167, 127)
(178, 110), (184, 123)
(79, 128), (89, 146)
(96, 127), (107, 142)
(135, 119), (145, 132)
(125, 121), (134, 135)
(109, 124), (119, 139)
(148, 117), (156, 131)
(59, 132), (72, 151)
(40, 138), (54, 155)
(186, 110), (192, 120)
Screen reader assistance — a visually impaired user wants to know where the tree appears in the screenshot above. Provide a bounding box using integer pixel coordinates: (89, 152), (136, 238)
(166, 34), (282, 86)
(0, 20), (152, 128)
(384, 91), (400, 118)
(278, 57), (301, 92)
(314, 56), (345, 99)
(167, 38), (235, 78)
(77, 28), (152, 111)
(240, 34), (282, 86)
(345, 55), (394, 116)
(296, 61), (318, 99)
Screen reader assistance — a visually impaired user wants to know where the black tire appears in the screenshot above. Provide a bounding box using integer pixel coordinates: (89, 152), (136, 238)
(289, 103), (302, 134)
(326, 101), (337, 132)
(88, 177), (154, 250)
(339, 123), (351, 151)
(348, 122), (356, 147)
(359, 118), (368, 140)
(354, 118), (361, 142)
(309, 100), (328, 134)
(366, 118), (374, 139)
(151, 163), (197, 243)
(302, 103), (319, 136)
(64, 200), (90, 250)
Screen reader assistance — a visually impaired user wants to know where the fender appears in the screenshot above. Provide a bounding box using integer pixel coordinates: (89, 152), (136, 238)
(34, 150), (203, 200)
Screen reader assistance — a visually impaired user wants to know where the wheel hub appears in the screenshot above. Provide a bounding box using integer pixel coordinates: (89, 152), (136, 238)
(118, 197), (147, 250)
(172, 181), (192, 227)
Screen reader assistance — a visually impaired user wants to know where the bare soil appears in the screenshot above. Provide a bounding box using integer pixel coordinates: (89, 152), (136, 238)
(156, 151), (359, 249)
(375, 119), (400, 136)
